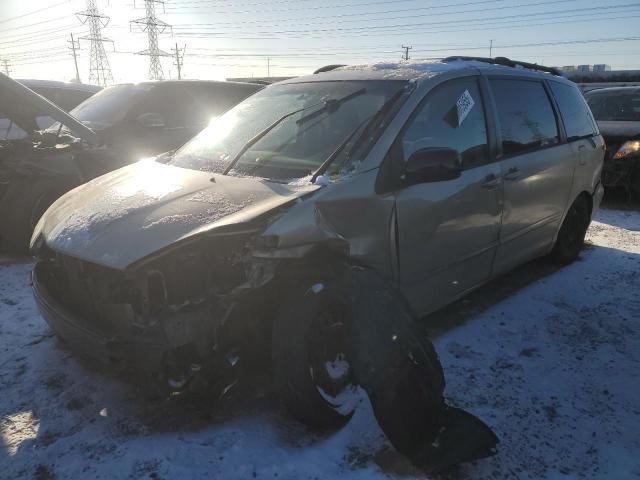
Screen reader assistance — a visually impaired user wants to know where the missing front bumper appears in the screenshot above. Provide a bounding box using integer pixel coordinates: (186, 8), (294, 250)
(32, 268), (167, 370)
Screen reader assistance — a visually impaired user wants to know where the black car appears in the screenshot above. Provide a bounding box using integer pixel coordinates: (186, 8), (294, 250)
(584, 87), (640, 197)
(0, 75), (262, 252)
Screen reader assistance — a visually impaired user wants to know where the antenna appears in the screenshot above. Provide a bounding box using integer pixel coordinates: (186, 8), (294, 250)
(76, 0), (114, 87)
(131, 0), (172, 80)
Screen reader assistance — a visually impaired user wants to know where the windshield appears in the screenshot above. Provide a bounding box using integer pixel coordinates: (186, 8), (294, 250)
(47, 84), (148, 131)
(586, 90), (640, 122)
(169, 80), (408, 181)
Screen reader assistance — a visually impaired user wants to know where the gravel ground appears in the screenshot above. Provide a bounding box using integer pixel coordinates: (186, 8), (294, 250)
(0, 206), (639, 480)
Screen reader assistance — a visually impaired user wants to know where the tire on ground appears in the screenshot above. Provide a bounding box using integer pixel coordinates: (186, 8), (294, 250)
(0, 179), (68, 253)
(551, 194), (590, 265)
(272, 265), (446, 453)
(271, 267), (357, 429)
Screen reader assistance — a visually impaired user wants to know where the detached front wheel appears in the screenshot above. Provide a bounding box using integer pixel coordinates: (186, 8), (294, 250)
(272, 277), (358, 429)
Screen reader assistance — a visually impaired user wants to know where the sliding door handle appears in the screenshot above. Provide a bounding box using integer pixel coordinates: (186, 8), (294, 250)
(504, 166), (520, 181)
(481, 173), (501, 190)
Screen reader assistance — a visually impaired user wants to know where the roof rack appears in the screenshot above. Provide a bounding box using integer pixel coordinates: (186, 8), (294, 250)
(443, 56), (562, 77)
(314, 64), (347, 74)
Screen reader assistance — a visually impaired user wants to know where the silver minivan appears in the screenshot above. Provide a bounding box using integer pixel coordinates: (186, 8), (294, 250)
(31, 57), (604, 460)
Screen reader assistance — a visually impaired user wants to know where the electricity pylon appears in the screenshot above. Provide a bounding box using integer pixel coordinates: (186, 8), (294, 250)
(131, 0), (172, 80)
(76, 0), (114, 87)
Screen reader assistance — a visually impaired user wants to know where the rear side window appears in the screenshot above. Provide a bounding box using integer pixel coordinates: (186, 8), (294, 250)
(489, 79), (559, 156)
(549, 81), (598, 140)
(401, 77), (489, 170)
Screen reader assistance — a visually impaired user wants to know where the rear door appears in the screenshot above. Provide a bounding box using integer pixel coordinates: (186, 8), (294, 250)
(394, 76), (503, 316)
(488, 77), (574, 275)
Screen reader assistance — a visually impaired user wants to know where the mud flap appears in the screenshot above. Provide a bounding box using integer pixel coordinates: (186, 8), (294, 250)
(346, 268), (498, 472)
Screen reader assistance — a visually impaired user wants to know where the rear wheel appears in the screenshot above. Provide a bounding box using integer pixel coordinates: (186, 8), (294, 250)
(551, 195), (590, 264)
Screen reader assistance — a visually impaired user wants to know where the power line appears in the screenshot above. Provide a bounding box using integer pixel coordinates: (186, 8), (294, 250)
(131, 0), (172, 80)
(0, 16), (72, 35)
(171, 8), (640, 40)
(171, 3), (639, 36)
(171, 0), (581, 29)
(0, 1), (72, 25)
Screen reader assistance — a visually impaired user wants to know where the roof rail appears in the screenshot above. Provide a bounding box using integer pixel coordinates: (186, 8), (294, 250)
(443, 56), (562, 77)
(314, 64), (347, 74)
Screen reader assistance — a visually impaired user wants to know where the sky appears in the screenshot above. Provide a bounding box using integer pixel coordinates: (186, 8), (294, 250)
(1, 0), (640, 85)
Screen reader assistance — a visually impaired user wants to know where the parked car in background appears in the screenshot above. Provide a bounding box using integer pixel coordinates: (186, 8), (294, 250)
(0, 74), (263, 252)
(584, 86), (640, 197)
(0, 80), (100, 138)
(31, 57), (603, 461)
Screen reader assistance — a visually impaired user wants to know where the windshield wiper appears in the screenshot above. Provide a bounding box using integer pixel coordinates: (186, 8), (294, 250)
(223, 88), (367, 175)
(295, 88), (366, 126)
(311, 86), (409, 182)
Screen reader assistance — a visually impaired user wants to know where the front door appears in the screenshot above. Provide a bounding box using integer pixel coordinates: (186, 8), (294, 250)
(394, 76), (503, 316)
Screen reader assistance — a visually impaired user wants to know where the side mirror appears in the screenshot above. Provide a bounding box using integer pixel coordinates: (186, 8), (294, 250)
(404, 147), (462, 184)
(135, 112), (165, 128)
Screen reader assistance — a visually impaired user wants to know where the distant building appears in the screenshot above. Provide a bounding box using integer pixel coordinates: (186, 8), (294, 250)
(577, 65), (593, 73)
(593, 64), (612, 72)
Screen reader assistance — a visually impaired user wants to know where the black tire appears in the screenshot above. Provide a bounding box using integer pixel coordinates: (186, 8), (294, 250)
(631, 165), (640, 202)
(272, 266), (446, 449)
(272, 272), (358, 429)
(551, 195), (590, 265)
(0, 179), (68, 253)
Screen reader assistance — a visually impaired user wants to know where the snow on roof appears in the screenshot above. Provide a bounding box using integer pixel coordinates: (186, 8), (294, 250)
(336, 59), (473, 78)
(283, 59), (485, 84)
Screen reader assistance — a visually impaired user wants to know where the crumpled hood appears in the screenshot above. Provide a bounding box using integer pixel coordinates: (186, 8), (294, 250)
(37, 159), (318, 269)
(597, 120), (640, 139)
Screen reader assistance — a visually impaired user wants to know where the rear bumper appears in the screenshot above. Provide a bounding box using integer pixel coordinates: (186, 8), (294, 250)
(32, 267), (167, 371)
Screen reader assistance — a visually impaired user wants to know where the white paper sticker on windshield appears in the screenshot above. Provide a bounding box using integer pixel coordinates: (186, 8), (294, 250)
(456, 90), (475, 126)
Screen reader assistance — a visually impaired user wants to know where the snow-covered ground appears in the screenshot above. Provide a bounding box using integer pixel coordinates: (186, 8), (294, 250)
(1, 207), (639, 480)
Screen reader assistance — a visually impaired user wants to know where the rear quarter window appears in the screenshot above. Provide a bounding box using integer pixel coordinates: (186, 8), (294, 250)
(549, 81), (598, 140)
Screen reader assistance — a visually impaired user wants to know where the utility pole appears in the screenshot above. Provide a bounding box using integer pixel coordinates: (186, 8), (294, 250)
(401, 45), (412, 61)
(76, 0), (114, 87)
(1, 60), (10, 76)
(131, 0), (172, 81)
(489, 39), (494, 58)
(68, 33), (81, 83)
(172, 43), (185, 79)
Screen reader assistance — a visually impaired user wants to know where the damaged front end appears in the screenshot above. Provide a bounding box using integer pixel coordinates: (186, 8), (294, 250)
(33, 231), (281, 391)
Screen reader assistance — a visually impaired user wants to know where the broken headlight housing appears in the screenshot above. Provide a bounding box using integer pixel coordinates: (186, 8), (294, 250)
(614, 140), (640, 159)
